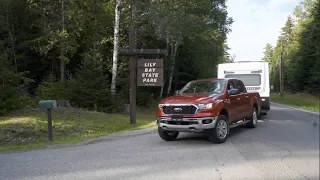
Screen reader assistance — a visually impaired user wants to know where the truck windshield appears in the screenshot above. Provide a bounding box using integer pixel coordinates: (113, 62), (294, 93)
(180, 80), (226, 95)
(225, 74), (261, 86)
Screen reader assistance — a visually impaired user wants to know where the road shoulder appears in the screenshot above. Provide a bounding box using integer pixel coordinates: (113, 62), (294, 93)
(271, 102), (319, 115)
(0, 126), (157, 154)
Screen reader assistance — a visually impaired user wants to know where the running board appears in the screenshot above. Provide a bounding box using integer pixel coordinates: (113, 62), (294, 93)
(229, 120), (250, 128)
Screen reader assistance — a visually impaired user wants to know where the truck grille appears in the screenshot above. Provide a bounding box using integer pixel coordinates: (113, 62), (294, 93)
(162, 105), (197, 115)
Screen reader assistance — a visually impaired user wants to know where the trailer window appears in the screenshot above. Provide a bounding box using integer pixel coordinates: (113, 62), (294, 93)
(225, 74), (261, 86)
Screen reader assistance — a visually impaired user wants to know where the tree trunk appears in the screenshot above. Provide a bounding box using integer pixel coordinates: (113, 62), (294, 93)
(165, 41), (174, 97)
(159, 35), (169, 99)
(51, 58), (54, 75)
(6, 12), (17, 73)
(93, 0), (100, 56)
(174, 70), (178, 91)
(166, 41), (178, 96)
(93, 0), (97, 54)
(111, 0), (122, 95)
(60, 0), (65, 82)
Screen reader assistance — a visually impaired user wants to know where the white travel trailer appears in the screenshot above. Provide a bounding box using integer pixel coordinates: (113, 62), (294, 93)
(217, 61), (270, 115)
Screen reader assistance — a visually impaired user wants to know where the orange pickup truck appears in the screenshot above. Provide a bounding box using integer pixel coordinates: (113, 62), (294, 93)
(156, 78), (261, 143)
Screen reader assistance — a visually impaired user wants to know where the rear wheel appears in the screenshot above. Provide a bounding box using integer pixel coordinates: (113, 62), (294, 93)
(246, 107), (258, 128)
(208, 115), (229, 143)
(158, 127), (179, 141)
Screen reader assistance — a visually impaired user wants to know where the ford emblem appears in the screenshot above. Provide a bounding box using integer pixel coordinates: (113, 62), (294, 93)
(174, 107), (182, 112)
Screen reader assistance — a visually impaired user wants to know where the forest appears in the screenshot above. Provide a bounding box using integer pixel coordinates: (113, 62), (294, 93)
(262, 0), (320, 95)
(0, 0), (233, 115)
(1, 0), (319, 116)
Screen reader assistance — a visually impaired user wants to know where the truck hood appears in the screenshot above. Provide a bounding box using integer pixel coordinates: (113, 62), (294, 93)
(161, 94), (217, 104)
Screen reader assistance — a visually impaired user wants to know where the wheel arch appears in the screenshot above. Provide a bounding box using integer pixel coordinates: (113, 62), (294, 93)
(252, 95), (261, 114)
(219, 108), (229, 120)
(214, 101), (229, 119)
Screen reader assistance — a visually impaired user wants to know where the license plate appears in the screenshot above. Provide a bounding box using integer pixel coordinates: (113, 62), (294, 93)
(171, 115), (183, 122)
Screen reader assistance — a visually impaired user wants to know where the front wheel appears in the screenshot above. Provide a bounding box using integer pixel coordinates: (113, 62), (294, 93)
(246, 107), (258, 128)
(208, 115), (229, 144)
(158, 127), (179, 141)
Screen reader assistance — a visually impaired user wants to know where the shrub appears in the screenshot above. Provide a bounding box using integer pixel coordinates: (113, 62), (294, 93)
(36, 74), (70, 101)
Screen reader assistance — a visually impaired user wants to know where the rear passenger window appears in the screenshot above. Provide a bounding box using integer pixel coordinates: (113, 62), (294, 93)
(234, 80), (246, 93)
(239, 80), (247, 93)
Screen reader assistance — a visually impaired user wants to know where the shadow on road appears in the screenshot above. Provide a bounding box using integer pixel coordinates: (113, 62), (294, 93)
(174, 125), (249, 143)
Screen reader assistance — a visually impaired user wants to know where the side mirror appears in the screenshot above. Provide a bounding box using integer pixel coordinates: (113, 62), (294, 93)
(175, 90), (180, 95)
(228, 88), (240, 95)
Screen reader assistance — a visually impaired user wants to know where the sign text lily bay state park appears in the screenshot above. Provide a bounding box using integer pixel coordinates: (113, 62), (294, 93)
(137, 59), (163, 86)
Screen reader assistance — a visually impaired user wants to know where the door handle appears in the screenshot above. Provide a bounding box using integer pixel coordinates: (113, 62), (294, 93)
(237, 98), (240, 100)
(246, 96), (249, 98)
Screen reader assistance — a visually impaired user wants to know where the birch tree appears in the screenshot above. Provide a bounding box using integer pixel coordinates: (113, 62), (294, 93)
(111, 0), (122, 95)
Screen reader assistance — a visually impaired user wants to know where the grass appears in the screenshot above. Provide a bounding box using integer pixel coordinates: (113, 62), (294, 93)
(0, 107), (157, 152)
(271, 93), (319, 112)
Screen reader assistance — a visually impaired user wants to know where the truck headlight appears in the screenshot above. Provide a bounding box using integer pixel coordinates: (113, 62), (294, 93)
(158, 104), (165, 108)
(198, 103), (213, 110)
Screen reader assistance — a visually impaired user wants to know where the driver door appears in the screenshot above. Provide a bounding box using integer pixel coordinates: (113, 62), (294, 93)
(226, 80), (241, 122)
(233, 79), (248, 120)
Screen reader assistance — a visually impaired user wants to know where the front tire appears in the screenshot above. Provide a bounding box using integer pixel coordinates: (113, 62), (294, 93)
(208, 115), (229, 144)
(246, 107), (258, 128)
(158, 127), (179, 141)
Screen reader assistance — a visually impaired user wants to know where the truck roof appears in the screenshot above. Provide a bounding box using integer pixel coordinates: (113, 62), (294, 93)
(191, 78), (233, 82)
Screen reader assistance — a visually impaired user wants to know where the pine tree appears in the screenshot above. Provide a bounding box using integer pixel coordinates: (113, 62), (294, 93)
(0, 54), (31, 114)
(69, 48), (111, 111)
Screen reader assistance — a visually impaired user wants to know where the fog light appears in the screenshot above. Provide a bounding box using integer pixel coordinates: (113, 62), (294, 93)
(202, 119), (213, 124)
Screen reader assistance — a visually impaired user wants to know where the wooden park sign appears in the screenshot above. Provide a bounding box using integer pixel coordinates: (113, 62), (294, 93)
(137, 59), (163, 86)
(119, 29), (167, 124)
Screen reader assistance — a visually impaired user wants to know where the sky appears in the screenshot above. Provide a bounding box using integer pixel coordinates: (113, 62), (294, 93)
(226, 0), (302, 62)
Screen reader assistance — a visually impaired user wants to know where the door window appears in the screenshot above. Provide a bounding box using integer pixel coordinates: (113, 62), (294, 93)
(233, 80), (246, 93)
(227, 81), (235, 90)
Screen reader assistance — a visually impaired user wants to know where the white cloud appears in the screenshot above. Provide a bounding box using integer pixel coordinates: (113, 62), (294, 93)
(226, 0), (302, 62)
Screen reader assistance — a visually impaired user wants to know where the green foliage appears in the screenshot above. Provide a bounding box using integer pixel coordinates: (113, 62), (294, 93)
(0, 107), (156, 151)
(262, 0), (320, 94)
(0, 0), (233, 114)
(271, 93), (319, 112)
(36, 74), (70, 100)
(68, 49), (113, 111)
(0, 54), (33, 115)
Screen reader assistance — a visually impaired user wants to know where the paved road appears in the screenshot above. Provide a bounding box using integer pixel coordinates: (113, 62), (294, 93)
(1, 103), (319, 180)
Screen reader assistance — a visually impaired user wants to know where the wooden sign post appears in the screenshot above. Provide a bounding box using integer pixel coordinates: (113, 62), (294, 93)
(119, 29), (167, 124)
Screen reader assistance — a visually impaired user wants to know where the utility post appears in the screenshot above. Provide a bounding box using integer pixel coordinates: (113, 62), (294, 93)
(279, 45), (284, 96)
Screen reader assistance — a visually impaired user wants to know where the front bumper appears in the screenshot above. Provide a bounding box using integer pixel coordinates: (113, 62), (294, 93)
(156, 116), (218, 133)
